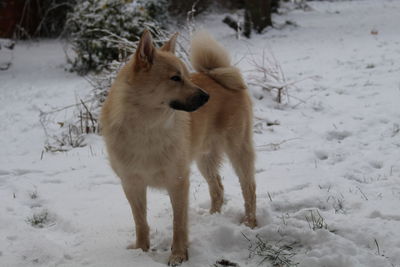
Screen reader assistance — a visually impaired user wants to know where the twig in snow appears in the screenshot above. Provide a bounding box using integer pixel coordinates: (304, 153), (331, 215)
(268, 192), (273, 202)
(356, 186), (368, 201)
(257, 138), (300, 151)
(213, 259), (239, 267)
(374, 238), (380, 255)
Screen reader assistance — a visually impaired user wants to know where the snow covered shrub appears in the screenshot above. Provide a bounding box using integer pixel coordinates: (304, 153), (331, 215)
(248, 49), (290, 104)
(65, 0), (168, 75)
(0, 39), (14, 71)
(248, 48), (320, 105)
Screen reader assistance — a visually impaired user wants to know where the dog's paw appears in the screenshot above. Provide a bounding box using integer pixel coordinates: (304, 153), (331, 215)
(210, 203), (222, 214)
(210, 195), (224, 214)
(210, 207), (221, 214)
(168, 250), (188, 266)
(242, 216), (257, 229)
(126, 242), (149, 252)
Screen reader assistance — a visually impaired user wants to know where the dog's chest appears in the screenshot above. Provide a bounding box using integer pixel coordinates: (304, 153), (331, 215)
(122, 126), (187, 174)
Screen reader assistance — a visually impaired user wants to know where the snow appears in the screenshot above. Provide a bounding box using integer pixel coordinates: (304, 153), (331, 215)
(1, 1), (400, 266)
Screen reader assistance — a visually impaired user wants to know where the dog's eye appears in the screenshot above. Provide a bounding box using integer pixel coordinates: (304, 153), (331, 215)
(170, 76), (181, 82)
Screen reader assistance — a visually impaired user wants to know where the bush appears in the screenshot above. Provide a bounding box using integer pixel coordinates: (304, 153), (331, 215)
(65, 0), (168, 75)
(0, 39), (14, 71)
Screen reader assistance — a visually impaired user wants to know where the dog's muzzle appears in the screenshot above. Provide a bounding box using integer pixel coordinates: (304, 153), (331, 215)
(169, 90), (209, 112)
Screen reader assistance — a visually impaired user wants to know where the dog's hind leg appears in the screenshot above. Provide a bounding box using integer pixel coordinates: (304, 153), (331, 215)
(196, 148), (224, 213)
(121, 179), (150, 251)
(225, 133), (257, 228)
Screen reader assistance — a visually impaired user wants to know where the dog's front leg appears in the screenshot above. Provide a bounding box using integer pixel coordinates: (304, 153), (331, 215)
(121, 179), (150, 251)
(167, 174), (189, 266)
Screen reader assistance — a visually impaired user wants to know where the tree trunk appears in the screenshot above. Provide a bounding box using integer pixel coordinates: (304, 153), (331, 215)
(245, 0), (272, 34)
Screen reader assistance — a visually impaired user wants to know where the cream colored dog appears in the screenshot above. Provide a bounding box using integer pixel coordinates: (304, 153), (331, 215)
(101, 30), (256, 265)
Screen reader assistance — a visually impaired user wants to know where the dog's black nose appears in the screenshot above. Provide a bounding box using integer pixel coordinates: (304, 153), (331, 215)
(189, 90), (209, 110)
(169, 89), (209, 112)
(196, 90), (209, 105)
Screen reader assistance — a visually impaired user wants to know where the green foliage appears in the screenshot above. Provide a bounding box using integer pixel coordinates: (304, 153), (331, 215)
(65, 0), (167, 75)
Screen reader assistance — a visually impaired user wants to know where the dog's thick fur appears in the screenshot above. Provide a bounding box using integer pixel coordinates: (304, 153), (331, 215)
(101, 30), (256, 265)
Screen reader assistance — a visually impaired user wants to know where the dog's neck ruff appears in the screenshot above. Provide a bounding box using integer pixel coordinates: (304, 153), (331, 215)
(126, 106), (179, 132)
(163, 111), (176, 129)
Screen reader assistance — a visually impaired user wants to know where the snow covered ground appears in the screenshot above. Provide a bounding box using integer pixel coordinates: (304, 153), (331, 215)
(1, 1), (400, 266)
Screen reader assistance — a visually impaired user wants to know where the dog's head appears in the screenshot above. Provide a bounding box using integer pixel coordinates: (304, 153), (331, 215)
(129, 30), (209, 112)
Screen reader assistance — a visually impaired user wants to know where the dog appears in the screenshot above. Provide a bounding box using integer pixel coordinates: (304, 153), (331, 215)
(100, 30), (256, 265)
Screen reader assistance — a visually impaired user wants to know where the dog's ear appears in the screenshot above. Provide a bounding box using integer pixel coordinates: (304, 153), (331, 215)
(160, 32), (179, 54)
(134, 29), (155, 71)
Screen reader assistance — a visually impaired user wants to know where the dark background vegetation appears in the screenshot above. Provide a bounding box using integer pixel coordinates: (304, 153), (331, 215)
(0, 0), (290, 74)
(0, 0), (280, 39)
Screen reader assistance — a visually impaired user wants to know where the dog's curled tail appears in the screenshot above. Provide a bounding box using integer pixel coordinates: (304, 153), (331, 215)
(190, 31), (246, 91)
